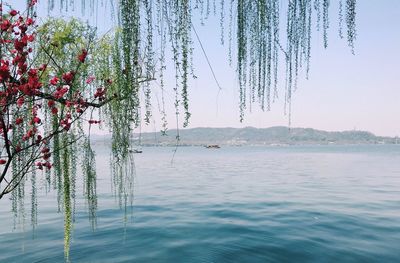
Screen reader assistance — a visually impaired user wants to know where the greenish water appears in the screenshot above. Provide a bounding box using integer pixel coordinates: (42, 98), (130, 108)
(1, 145), (400, 262)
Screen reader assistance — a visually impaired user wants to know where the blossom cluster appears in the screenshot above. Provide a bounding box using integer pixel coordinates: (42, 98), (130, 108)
(0, 4), (107, 172)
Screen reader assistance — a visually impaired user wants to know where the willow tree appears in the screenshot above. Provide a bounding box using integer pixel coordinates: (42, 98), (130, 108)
(1, 0), (357, 261)
(44, 0), (357, 121)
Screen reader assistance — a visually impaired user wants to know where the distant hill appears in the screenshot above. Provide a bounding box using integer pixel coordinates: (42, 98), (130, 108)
(121, 126), (398, 146)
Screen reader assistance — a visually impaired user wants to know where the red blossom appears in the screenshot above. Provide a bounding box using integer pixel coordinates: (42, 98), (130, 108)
(18, 63), (28, 75)
(50, 76), (59, 85)
(88, 120), (101, 124)
(47, 100), (55, 108)
(78, 49), (88, 63)
(27, 34), (35, 42)
(15, 146), (21, 153)
(43, 162), (52, 169)
(23, 129), (36, 141)
(36, 135), (42, 144)
(0, 60), (10, 81)
(9, 10), (18, 16)
(31, 106), (38, 116)
(28, 68), (38, 76)
(12, 54), (25, 65)
(14, 36), (28, 52)
(29, 0), (38, 7)
(19, 24), (28, 34)
(43, 153), (51, 160)
(18, 84), (30, 95)
(53, 85), (69, 99)
(39, 64), (47, 71)
(94, 87), (106, 100)
(1, 19), (11, 31)
(26, 18), (34, 26)
(28, 79), (42, 91)
(15, 117), (24, 125)
(33, 117), (41, 124)
(36, 162), (43, 170)
(60, 118), (71, 131)
(0, 159), (7, 165)
(51, 107), (58, 115)
(1, 97), (9, 106)
(41, 147), (49, 154)
(86, 76), (95, 84)
(62, 71), (74, 84)
(17, 97), (24, 107)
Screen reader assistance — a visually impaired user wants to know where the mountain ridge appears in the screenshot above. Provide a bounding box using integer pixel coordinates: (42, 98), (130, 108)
(112, 126), (398, 146)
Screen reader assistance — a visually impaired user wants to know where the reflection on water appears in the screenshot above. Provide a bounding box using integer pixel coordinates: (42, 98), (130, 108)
(0, 145), (400, 262)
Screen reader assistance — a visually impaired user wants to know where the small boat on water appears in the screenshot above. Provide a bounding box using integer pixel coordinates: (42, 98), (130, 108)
(205, 144), (220, 149)
(129, 149), (143, 153)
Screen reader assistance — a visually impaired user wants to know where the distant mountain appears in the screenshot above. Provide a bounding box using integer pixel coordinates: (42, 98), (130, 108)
(124, 126), (398, 146)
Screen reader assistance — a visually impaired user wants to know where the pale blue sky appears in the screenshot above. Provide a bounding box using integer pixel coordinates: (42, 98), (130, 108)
(184, 1), (400, 137)
(9, 1), (400, 136)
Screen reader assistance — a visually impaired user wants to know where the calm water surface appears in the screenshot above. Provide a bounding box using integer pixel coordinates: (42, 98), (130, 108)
(0, 145), (400, 262)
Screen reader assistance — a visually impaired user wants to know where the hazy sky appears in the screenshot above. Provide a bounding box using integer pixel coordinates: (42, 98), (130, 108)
(9, 1), (400, 136)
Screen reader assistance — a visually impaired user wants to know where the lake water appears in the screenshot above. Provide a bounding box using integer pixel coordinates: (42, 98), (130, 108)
(1, 145), (400, 262)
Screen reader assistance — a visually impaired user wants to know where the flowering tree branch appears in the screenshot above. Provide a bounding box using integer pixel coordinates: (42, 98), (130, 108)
(0, 3), (156, 200)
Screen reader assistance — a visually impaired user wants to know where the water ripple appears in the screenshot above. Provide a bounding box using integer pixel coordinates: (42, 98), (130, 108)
(0, 145), (400, 262)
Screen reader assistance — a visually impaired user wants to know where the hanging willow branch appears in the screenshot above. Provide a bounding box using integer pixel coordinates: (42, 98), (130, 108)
(44, 0), (357, 124)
